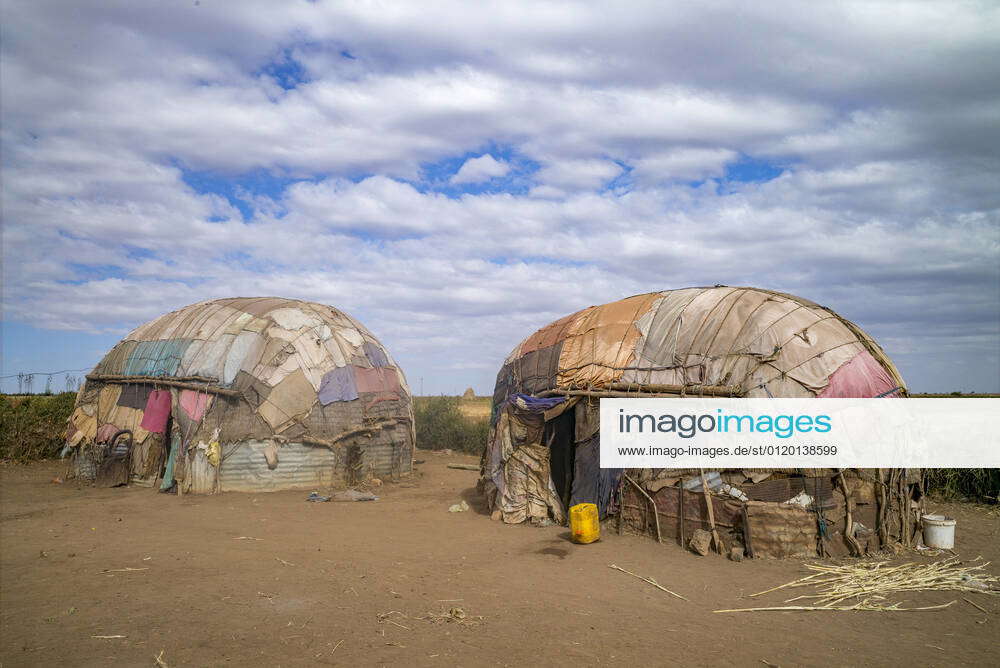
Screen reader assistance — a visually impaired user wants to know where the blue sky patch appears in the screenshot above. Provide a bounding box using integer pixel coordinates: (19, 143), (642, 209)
(602, 160), (635, 193)
(59, 263), (127, 285)
(0, 322), (120, 393)
(180, 165), (309, 221)
(724, 155), (786, 183)
(255, 48), (310, 90)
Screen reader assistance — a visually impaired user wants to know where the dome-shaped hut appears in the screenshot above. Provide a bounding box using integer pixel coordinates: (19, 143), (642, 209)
(65, 297), (413, 493)
(481, 286), (913, 557)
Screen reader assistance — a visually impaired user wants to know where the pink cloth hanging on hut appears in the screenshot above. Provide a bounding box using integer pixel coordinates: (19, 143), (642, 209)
(96, 423), (121, 443)
(179, 390), (212, 422)
(354, 366), (401, 397)
(819, 350), (899, 398)
(139, 389), (172, 433)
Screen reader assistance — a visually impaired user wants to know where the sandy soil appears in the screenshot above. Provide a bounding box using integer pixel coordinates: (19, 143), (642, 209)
(2, 455), (998, 667)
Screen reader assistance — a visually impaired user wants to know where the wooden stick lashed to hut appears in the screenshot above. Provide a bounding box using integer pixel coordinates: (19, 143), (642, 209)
(837, 470), (863, 556)
(700, 468), (723, 554)
(299, 416), (412, 450)
(537, 382), (743, 399)
(86, 374), (240, 397)
(624, 473), (661, 543)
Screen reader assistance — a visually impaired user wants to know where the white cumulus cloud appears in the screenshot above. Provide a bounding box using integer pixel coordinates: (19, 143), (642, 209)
(450, 154), (511, 184)
(1, 1), (998, 393)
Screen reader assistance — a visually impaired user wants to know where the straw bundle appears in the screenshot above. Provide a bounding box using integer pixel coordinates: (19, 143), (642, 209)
(752, 557), (998, 607)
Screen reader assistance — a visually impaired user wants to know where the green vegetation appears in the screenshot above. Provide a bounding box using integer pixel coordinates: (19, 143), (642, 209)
(0, 392), (76, 462)
(414, 395), (490, 454)
(925, 468), (999, 504)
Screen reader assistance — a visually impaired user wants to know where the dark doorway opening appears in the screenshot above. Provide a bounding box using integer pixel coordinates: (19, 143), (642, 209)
(545, 410), (576, 511)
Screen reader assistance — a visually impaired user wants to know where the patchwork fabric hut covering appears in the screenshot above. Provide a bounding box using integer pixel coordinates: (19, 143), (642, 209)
(481, 286), (916, 557)
(65, 297), (413, 493)
(492, 286), (905, 402)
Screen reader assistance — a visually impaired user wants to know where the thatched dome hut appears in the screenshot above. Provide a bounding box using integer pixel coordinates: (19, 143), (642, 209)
(65, 297), (413, 493)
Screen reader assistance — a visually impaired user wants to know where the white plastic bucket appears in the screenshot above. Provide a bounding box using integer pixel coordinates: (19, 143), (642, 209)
(922, 514), (956, 549)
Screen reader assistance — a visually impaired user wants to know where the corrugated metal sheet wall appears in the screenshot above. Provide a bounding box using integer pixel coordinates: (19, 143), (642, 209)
(217, 424), (411, 493)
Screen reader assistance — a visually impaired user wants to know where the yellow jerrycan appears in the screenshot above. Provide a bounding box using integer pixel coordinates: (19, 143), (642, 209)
(569, 503), (600, 544)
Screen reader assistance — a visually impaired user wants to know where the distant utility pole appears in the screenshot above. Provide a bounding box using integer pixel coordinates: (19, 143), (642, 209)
(420, 377), (424, 396)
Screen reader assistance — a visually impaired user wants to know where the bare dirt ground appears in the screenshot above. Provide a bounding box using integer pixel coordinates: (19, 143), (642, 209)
(2, 455), (998, 668)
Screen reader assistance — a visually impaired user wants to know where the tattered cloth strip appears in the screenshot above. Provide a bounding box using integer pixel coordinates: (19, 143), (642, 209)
(354, 366), (401, 394)
(96, 423), (121, 444)
(116, 382), (152, 410)
(571, 436), (620, 518)
(98, 384), (122, 420)
(139, 390), (172, 433)
(500, 444), (564, 524)
(67, 410), (97, 444)
(161, 430), (181, 491)
(257, 369), (315, 431)
(511, 393), (565, 412)
(487, 393), (569, 523)
(66, 420), (82, 444)
(318, 366), (358, 404)
(557, 293), (660, 388)
(179, 389), (212, 422)
(362, 341), (390, 367)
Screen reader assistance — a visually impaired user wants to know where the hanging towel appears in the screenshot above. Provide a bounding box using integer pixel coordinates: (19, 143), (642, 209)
(140, 389), (172, 433)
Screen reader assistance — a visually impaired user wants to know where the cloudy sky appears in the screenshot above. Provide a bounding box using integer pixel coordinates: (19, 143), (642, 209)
(2, 1), (998, 395)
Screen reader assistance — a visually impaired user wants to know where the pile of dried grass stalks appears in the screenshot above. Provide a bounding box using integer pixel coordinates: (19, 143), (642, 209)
(716, 557), (998, 613)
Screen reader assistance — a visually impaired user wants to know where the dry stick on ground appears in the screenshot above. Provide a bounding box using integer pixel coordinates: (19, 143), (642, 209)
(154, 649), (168, 667)
(376, 611), (414, 631)
(608, 564), (688, 601)
(749, 573), (825, 598)
(446, 464), (479, 471)
(963, 597), (990, 614)
(99, 567), (148, 574)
